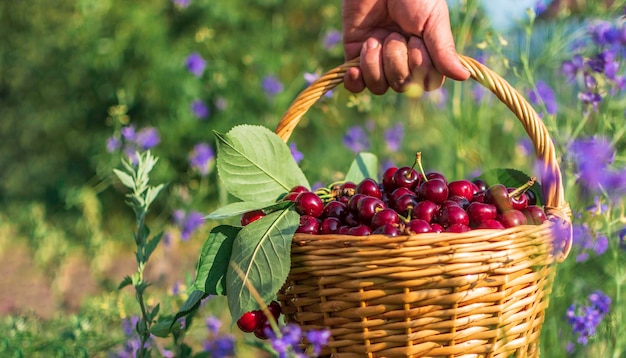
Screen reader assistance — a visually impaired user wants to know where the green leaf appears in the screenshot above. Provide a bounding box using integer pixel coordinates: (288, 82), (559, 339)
(144, 231), (163, 262)
(190, 225), (240, 295)
(475, 168), (544, 205)
(215, 125), (309, 202)
(113, 169), (135, 190)
(345, 152), (379, 183)
(205, 200), (293, 220)
(226, 209), (299, 322)
(118, 275), (132, 289)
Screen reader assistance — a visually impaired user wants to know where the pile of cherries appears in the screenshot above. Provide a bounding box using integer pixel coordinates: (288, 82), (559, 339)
(242, 163), (547, 236)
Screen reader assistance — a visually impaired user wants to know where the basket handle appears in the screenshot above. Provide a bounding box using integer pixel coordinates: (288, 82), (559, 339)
(275, 55), (572, 256)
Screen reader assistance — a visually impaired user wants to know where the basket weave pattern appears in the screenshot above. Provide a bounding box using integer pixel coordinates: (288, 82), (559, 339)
(276, 56), (571, 357)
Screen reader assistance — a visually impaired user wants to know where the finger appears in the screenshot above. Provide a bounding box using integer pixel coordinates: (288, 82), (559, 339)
(420, 2), (470, 81)
(407, 36), (445, 91)
(343, 67), (366, 93)
(382, 33), (410, 92)
(360, 37), (389, 95)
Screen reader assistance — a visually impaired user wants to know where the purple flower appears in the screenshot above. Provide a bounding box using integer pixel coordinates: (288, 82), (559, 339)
(566, 290), (611, 346)
(205, 316), (222, 335)
(290, 142), (304, 164)
(533, 0), (547, 15)
(578, 91), (602, 111)
(342, 126), (370, 153)
(189, 142), (215, 176)
(185, 52), (206, 78)
(215, 96), (228, 111)
(527, 80), (558, 115)
(562, 55), (584, 82)
(262, 75), (283, 97)
(516, 138), (533, 156)
(322, 29), (341, 50)
(173, 210), (205, 241)
(173, 0), (190, 8)
(594, 235), (608, 256)
(569, 137), (617, 192)
(135, 127), (160, 150)
(203, 335), (235, 358)
(267, 324), (304, 357)
(589, 21), (619, 47)
(191, 100), (210, 119)
(122, 316), (140, 336)
(107, 136), (121, 152)
(384, 123), (404, 152)
(306, 328), (331, 356)
(121, 126), (136, 141)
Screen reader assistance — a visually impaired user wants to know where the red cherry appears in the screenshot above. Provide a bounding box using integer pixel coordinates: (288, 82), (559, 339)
(296, 215), (320, 234)
(241, 210), (265, 226)
(254, 324), (272, 340)
(523, 205), (547, 225)
(500, 210), (528, 228)
(267, 301), (282, 320)
(295, 192), (324, 218)
(477, 219), (506, 229)
(357, 178), (382, 199)
(406, 219), (432, 234)
(237, 310), (263, 333)
(372, 223), (400, 236)
(412, 200), (439, 223)
(382, 167), (398, 191)
(448, 180), (474, 202)
(419, 179), (449, 204)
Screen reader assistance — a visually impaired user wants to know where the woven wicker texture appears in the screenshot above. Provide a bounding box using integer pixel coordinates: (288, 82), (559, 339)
(275, 56), (572, 357)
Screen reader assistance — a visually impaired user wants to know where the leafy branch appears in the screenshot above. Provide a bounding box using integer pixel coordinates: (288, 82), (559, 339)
(114, 151), (166, 358)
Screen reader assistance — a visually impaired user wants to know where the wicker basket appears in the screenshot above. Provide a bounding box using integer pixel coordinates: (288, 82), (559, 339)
(275, 56), (572, 358)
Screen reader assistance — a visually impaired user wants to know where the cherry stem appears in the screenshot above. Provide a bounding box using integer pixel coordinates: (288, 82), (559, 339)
(414, 152), (428, 182)
(509, 176), (537, 198)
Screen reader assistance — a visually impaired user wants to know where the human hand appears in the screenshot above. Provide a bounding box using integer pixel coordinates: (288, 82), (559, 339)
(342, 0), (470, 94)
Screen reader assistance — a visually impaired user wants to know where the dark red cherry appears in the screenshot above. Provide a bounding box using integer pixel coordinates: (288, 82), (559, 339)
(320, 217), (342, 234)
(419, 179), (449, 204)
(348, 224), (372, 236)
(357, 178), (382, 199)
(393, 166), (421, 190)
(371, 208), (400, 229)
(267, 301), (282, 320)
(466, 202), (497, 227)
(254, 324), (271, 340)
(448, 180), (474, 201)
(382, 167), (398, 192)
(322, 200), (347, 219)
(411, 200), (439, 223)
(394, 194), (418, 215)
(406, 219), (432, 234)
(296, 215), (320, 234)
(438, 205), (469, 228)
(295, 192), (324, 218)
(430, 223), (444, 233)
(446, 223), (471, 233)
(348, 193), (367, 214)
(477, 219), (506, 230)
(357, 197), (386, 223)
(426, 172), (447, 185)
(472, 178), (489, 192)
(484, 184), (513, 213)
(522, 205), (547, 225)
(500, 210), (528, 228)
(507, 187), (529, 211)
(372, 223), (400, 236)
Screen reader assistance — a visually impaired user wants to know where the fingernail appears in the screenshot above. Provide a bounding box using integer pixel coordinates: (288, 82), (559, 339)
(365, 38), (380, 50)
